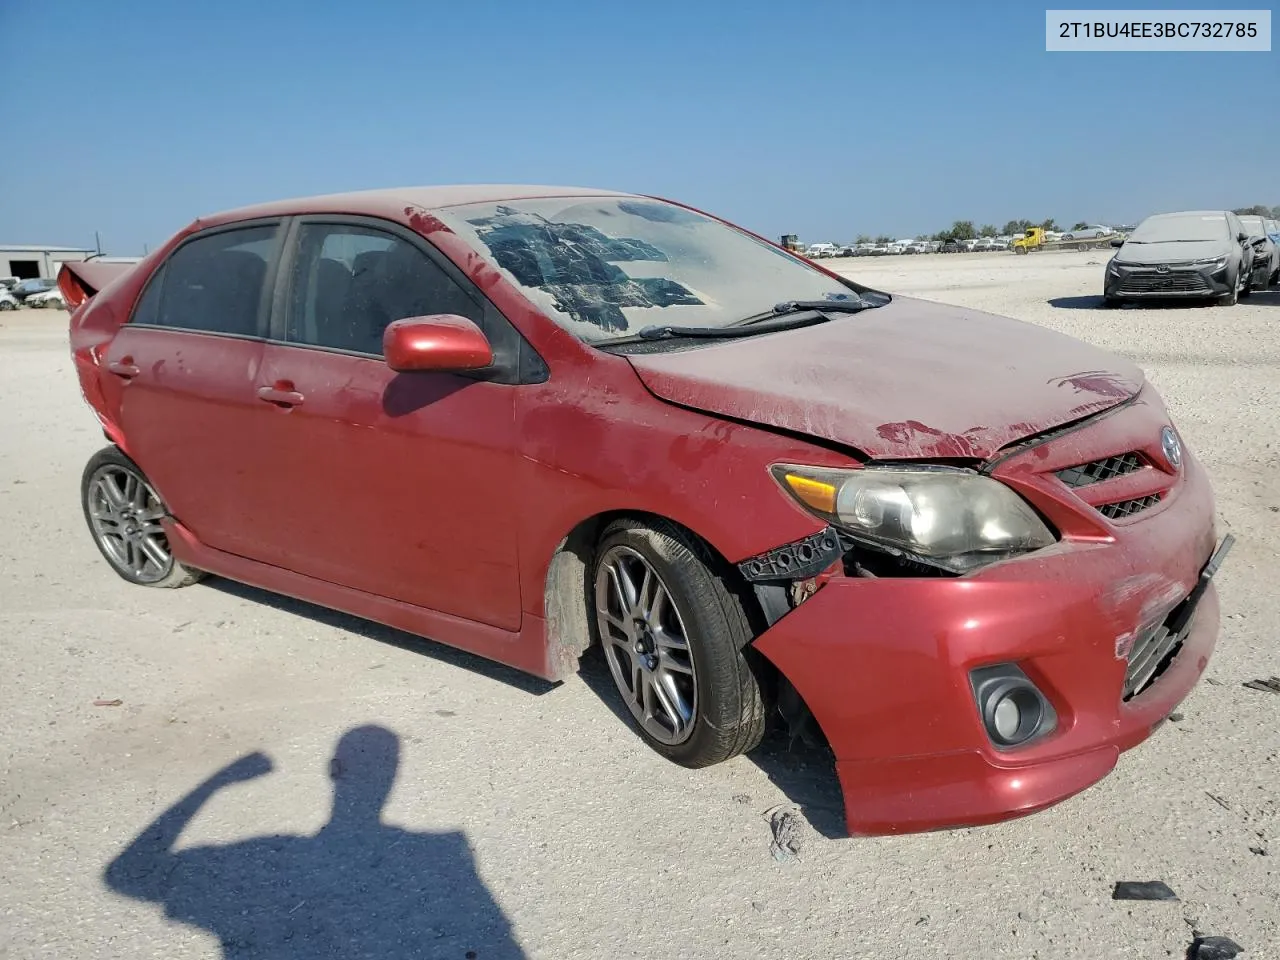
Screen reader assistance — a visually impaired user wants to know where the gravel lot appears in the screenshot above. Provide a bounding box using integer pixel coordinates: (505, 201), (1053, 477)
(1, 252), (1277, 959)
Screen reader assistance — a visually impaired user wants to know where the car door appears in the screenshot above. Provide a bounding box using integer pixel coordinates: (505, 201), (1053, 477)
(243, 217), (523, 630)
(100, 220), (284, 558)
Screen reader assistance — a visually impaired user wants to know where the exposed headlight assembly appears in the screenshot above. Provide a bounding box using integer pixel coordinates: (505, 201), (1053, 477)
(771, 464), (1056, 573)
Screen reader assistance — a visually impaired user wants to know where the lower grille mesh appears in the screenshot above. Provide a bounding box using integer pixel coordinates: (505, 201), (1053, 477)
(1098, 494), (1161, 520)
(1117, 272), (1210, 294)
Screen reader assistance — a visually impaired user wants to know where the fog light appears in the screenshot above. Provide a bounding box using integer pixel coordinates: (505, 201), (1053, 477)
(992, 695), (1021, 740)
(970, 664), (1057, 749)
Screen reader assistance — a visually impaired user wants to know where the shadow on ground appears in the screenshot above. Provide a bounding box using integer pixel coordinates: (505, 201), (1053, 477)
(576, 650), (847, 839)
(1050, 289), (1280, 310)
(206, 580), (847, 840)
(207, 577), (555, 696)
(104, 725), (525, 959)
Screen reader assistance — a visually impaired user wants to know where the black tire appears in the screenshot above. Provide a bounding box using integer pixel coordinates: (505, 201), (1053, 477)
(591, 518), (766, 768)
(81, 446), (204, 588)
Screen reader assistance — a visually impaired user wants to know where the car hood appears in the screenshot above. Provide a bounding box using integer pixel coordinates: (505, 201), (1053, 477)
(624, 296), (1145, 460)
(1115, 239), (1229, 264)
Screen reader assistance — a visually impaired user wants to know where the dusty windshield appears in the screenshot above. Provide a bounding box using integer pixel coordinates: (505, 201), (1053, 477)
(1239, 216), (1266, 238)
(1129, 214), (1228, 243)
(437, 197), (861, 342)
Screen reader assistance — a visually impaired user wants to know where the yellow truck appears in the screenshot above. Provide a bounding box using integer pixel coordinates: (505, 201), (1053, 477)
(1012, 227), (1120, 254)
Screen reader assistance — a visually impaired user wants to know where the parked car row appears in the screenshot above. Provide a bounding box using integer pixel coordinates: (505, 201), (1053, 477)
(0, 276), (65, 309)
(804, 236), (1025, 258)
(1103, 210), (1279, 307)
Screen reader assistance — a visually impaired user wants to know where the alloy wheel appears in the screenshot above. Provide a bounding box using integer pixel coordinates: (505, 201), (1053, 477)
(85, 465), (174, 583)
(594, 545), (699, 745)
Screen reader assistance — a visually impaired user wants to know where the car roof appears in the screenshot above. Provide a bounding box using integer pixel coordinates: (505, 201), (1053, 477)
(196, 184), (642, 228)
(1145, 210), (1226, 220)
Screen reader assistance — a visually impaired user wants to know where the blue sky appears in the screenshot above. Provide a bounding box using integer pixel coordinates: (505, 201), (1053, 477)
(0, 0), (1275, 252)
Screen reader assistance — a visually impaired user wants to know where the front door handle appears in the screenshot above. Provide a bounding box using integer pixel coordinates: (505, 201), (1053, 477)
(257, 383), (305, 408)
(107, 357), (140, 379)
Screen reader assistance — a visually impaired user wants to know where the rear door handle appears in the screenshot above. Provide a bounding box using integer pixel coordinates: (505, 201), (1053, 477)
(107, 357), (140, 379)
(257, 383), (305, 408)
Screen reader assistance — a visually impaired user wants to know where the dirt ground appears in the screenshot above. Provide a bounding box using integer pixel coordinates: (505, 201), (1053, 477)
(1, 252), (1277, 959)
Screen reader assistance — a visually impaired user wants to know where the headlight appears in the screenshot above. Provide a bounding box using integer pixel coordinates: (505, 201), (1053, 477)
(1192, 255), (1228, 269)
(771, 464), (1056, 573)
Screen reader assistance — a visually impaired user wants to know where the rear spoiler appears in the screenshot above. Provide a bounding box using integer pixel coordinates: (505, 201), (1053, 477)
(57, 260), (139, 310)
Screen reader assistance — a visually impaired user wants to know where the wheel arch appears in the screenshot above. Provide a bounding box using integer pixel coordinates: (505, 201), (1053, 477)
(540, 509), (776, 682)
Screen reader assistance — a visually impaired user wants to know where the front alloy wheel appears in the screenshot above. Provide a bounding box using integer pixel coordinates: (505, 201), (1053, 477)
(591, 519), (767, 767)
(595, 545), (698, 745)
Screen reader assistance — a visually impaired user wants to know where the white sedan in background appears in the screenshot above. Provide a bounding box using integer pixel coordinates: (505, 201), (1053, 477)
(1062, 224), (1113, 240)
(26, 288), (66, 309)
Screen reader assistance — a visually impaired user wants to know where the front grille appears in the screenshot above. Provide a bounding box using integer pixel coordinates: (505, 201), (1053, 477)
(1117, 271), (1210, 294)
(1124, 622), (1182, 700)
(1098, 494), (1161, 520)
(1056, 452), (1143, 488)
(1123, 592), (1197, 699)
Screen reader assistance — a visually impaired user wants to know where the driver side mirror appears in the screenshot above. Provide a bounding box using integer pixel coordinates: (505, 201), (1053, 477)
(383, 315), (494, 373)
(1238, 232), (1250, 242)
(1109, 237), (1124, 248)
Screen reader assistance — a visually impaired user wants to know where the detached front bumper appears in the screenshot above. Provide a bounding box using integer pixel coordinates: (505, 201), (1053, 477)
(752, 446), (1224, 836)
(1105, 262), (1230, 299)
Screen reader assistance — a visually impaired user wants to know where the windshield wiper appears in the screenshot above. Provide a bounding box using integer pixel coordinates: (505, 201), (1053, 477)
(635, 311), (831, 341)
(733, 296), (874, 326)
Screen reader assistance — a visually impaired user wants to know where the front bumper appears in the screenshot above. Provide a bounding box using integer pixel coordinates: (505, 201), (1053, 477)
(752, 420), (1223, 836)
(1105, 261), (1229, 299)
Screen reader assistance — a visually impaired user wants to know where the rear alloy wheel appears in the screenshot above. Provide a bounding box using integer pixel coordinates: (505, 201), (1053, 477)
(592, 520), (766, 767)
(81, 447), (204, 588)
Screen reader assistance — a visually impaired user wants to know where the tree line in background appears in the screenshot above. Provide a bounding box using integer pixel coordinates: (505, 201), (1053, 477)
(848, 205), (1278, 245)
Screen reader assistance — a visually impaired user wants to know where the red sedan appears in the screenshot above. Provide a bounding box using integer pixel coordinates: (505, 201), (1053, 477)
(63, 186), (1229, 835)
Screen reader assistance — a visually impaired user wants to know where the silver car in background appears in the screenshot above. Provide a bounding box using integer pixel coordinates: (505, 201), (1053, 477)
(1103, 210), (1257, 307)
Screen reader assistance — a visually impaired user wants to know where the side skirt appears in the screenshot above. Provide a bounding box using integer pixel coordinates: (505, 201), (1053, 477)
(164, 519), (558, 681)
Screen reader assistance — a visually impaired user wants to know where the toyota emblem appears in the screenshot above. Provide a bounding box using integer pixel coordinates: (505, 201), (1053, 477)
(1161, 426), (1182, 468)
(1155, 264), (1170, 273)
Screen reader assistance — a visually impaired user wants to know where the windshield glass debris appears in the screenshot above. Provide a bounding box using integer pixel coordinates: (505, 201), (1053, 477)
(438, 197), (863, 341)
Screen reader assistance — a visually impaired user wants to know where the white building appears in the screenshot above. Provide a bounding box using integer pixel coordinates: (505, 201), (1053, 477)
(0, 244), (96, 281)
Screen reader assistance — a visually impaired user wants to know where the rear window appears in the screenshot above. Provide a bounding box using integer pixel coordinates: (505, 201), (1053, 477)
(132, 224), (279, 336)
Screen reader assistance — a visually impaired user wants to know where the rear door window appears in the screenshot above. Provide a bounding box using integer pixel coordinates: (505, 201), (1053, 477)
(283, 223), (482, 356)
(132, 224), (280, 336)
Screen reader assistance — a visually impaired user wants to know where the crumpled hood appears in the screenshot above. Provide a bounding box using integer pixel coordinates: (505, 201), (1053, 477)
(1115, 239), (1229, 264)
(625, 296), (1145, 460)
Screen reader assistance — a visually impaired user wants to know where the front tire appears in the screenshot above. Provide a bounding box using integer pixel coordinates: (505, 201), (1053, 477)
(81, 446), (204, 588)
(592, 519), (766, 768)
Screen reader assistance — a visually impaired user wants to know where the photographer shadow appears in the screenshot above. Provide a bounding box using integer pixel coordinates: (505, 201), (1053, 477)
(104, 725), (524, 959)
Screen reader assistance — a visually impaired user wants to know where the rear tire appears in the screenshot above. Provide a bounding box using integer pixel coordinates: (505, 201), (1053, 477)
(81, 446), (204, 588)
(591, 519), (767, 768)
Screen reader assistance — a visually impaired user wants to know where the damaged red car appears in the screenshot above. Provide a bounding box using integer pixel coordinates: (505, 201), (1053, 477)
(65, 186), (1230, 835)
